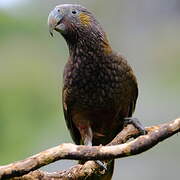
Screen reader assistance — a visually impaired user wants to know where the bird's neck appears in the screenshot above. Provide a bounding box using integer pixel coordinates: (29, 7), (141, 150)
(65, 30), (112, 60)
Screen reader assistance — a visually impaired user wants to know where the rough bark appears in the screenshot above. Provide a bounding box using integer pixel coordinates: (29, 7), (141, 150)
(0, 118), (179, 180)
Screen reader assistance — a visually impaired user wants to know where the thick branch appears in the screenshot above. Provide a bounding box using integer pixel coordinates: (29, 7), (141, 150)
(0, 118), (180, 180)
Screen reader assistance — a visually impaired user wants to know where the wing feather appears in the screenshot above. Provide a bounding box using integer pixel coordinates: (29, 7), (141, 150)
(62, 87), (81, 145)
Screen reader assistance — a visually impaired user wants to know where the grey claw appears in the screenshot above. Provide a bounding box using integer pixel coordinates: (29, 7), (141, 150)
(124, 117), (147, 135)
(95, 160), (107, 170)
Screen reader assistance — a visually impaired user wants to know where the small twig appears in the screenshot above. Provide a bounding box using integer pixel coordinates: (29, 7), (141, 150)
(0, 118), (179, 180)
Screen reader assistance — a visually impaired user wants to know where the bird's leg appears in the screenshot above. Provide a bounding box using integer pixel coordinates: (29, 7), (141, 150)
(82, 126), (93, 146)
(78, 125), (107, 170)
(124, 117), (147, 135)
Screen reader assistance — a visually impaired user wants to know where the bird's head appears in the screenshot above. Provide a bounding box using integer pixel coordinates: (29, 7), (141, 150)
(48, 4), (112, 54)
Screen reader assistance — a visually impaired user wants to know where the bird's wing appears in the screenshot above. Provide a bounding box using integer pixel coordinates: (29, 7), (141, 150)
(129, 83), (138, 117)
(116, 52), (139, 117)
(62, 87), (81, 145)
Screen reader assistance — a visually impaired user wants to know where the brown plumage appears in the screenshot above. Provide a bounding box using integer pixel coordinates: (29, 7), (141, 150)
(48, 4), (143, 179)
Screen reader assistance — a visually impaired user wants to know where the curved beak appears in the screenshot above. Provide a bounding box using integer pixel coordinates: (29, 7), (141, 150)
(48, 7), (63, 37)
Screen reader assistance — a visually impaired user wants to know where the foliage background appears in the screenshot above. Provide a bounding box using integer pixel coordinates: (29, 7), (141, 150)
(0, 0), (180, 179)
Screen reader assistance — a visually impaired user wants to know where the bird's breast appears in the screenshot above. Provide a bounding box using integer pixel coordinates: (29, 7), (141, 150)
(63, 54), (135, 109)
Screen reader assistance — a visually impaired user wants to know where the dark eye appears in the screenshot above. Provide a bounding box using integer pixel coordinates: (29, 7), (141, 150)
(72, 10), (77, 14)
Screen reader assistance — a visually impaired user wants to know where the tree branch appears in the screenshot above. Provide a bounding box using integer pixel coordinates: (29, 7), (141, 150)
(0, 118), (180, 180)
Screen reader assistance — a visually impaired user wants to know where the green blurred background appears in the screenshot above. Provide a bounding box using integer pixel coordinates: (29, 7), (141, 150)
(0, 0), (180, 179)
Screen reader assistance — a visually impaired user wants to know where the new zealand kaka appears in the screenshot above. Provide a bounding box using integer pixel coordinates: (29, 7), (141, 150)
(48, 4), (145, 179)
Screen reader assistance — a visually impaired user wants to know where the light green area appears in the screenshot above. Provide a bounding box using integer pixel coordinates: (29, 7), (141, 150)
(0, 9), (70, 163)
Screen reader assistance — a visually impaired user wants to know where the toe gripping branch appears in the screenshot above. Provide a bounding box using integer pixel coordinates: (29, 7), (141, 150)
(95, 117), (146, 171)
(96, 117), (146, 171)
(124, 117), (147, 135)
(95, 160), (107, 171)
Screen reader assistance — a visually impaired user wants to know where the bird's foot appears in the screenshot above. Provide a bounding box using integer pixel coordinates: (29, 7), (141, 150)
(124, 117), (147, 135)
(95, 160), (107, 170)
